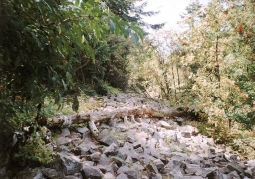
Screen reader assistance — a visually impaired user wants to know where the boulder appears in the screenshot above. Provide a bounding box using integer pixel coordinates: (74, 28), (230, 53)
(103, 143), (119, 156)
(81, 166), (103, 179)
(13, 168), (46, 179)
(97, 129), (119, 146)
(58, 153), (83, 175)
(41, 168), (59, 179)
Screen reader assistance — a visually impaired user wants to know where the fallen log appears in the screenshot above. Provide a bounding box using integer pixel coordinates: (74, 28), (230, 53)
(46, 105), (182, 136)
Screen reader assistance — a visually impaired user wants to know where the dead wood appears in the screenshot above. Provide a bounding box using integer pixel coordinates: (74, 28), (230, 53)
(46, 105), (183, 136)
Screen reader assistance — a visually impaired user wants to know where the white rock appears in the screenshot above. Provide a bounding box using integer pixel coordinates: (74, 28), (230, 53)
(156, 121), (172, 129)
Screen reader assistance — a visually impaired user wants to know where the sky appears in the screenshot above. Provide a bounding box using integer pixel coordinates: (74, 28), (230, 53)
(138, 0), (211, 30)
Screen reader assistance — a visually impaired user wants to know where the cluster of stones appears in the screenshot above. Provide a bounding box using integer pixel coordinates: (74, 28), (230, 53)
(1, 93), (255, 179)
(12, 117), (255, 179)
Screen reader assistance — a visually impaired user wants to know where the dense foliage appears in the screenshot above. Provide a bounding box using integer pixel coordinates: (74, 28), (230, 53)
(129, 0), (255, 144)
(0, 0), (145, 166)
(177, 0), (255, 129)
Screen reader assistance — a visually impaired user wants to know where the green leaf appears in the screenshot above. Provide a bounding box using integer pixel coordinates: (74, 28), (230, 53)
(62, 79), (67, 91)
(124, 27), (131, 38)
(131, 26), (144, 41)
(109, 19), (116, 33)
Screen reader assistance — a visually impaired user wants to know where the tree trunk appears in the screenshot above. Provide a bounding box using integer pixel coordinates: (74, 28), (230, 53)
(46, 105), (182, 136)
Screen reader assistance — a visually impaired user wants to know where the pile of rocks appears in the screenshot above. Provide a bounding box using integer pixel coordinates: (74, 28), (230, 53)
(9, 117), (255, 179)
(1, 93), (255, 179)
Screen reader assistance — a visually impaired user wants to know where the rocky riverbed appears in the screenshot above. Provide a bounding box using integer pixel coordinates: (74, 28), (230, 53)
(1, 93), (255, 179)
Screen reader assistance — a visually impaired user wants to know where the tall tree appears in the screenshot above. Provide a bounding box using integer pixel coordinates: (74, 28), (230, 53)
(176, 0), (255, 129)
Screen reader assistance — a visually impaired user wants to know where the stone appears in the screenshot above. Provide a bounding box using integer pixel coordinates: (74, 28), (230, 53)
(179, 125), (198, 134)
(97, 164), (112, 174)
(146, 127), (155, 135)
(228, 171), (241, 179)
(134, 147), (143, 153)
(112, 163), (119, 173)
(139, 154), (157, 165)
(181, 132), (191, 138)
(111, 156), (126, 166)
(61, 128), (71, 137)
(223, 153), (239, 162)
(185, 163), (202, 175)
(149, 173), (162, 179)
(201, 169), (217, 178)
(244, 169), (253, 178)
(63, 175), (82, 179)
(103, 143), (119, 156)
(41, 168), (59, 179)
(206, 138), (215, 146)
(69, 132), (81, 139)
(81, 166), (103, 179)
(153, 159), (164, 173)
(83, 161), (94, 167)
(58, 153), (83, 175)
(145, 163), (159, 174)
(189, 153), (203, 163)
(183, 176), (204, 179)
(71, 147), (81, 156)
(135, 131), (149, 141)
(116, 173), (129, 179)
(168, 167), (184, 178)
(117, 165), (139, 179)
(219, 167), (230, 174)
(116, 149), (128, 161)
(171, 153), (189, 161)
(217, 173), (229, 179)
(56, 137), (71, 145)
(131, 161), (144, 171)
(98, 154), (113, 165)
(76, 126), (90, 135)
(117, 165), (130, 174)
(125, 156), (133, 164)
(103, 172), (115, 179)
(165, 160), (186, 174)
(124, 169), (139, 179)
(156, 121), (172, 129)
(97, 129), (119, 146)
(56, 145), (71, 153)
(252, 167), (255, 177)
(99, 124), (111, 130)
(90, 152), (101, 162)
(118, 146), (139, 160)
(13, 168), (46, 179)
(246, 160), (255, 167)
(133, 141), (142, 149)
(125, 133), (136, 143)
(226, 163), (244, 174)
(175, 117), (185, 126)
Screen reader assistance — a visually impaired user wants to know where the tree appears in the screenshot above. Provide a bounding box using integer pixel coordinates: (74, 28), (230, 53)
(0, 0), (143, 166)
(72, 0), (165, 95)
(175, 0), (255, 129)
(104, 0), (165, 29)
